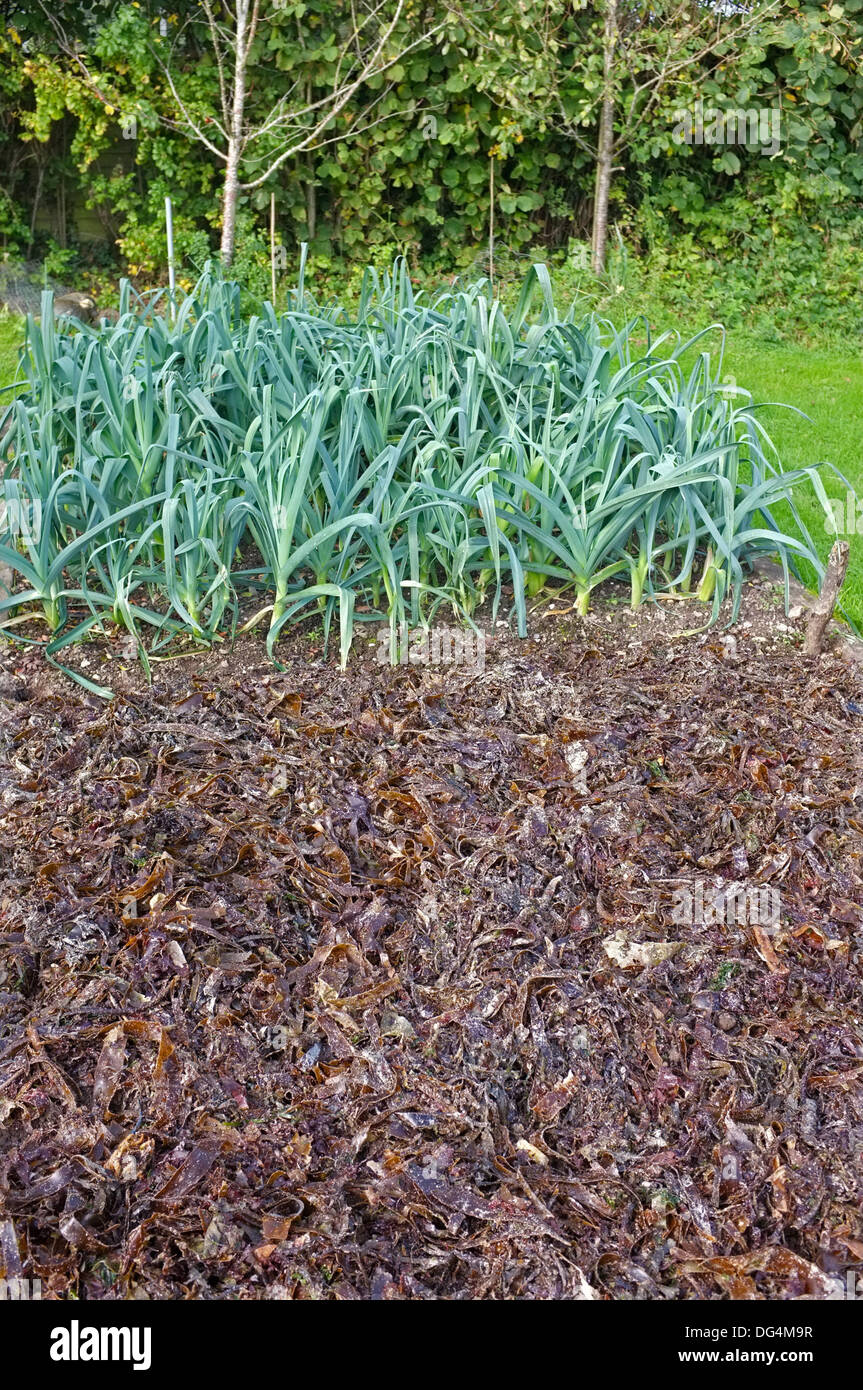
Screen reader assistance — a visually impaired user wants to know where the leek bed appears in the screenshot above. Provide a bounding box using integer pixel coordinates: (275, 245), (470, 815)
(0, 256), (838, 693)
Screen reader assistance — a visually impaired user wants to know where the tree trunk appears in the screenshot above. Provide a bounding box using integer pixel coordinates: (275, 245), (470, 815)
(591, 0), (617, 276)
(220, 1), (251, 267)
(221, 140), (241, 266)
(803, 541), (849, 657)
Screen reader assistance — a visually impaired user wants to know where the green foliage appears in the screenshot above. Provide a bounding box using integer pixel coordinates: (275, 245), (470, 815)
(541, 211), (863, 345)
(0, 1), (860, 294)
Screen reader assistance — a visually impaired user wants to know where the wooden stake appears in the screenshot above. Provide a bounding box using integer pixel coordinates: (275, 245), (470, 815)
(803, 540), (849, 657)
(165, 196), (176, 323)
(488, 155), (494, 291)
(270, 190), (277, 307)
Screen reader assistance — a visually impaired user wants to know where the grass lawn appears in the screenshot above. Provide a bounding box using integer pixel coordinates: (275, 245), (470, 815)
(1, 305), (860, 627)
(722, 337), (863, 630)
(0, 313), (23, 398)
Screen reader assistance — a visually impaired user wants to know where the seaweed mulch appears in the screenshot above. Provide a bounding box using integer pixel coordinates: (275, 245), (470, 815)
(1, 588), (862, 1300)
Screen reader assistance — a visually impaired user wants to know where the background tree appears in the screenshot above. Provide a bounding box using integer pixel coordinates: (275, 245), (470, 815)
(462, 0), (802, 271)
(31, 0), (445, 264)
(0, 0), (860, 309)
(156, 0), (445, 264)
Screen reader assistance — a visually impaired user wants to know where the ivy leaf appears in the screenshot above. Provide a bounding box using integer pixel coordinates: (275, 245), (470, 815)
(717, 150), (741, 175)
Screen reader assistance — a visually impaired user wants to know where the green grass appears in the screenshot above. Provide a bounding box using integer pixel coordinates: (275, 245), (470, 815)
(721, 339), (863, 627)
(0, 313), (24, 398)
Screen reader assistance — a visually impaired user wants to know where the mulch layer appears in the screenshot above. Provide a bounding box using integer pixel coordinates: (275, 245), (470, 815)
(1, 587), (862, 1300)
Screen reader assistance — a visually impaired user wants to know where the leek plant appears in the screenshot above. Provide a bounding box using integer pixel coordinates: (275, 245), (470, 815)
(0, 255), (840, 693)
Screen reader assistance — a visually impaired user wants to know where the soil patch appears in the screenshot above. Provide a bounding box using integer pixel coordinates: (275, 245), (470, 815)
(1, 583), (861, 1300)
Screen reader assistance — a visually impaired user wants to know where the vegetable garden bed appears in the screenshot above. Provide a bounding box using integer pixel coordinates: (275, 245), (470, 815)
(0, 259), (842, 697)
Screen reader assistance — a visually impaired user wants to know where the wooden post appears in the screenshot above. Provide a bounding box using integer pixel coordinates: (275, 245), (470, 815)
(165, 196), (176, 323)
(270, 190), (277, 307)
(488, 155), (495, 291)
(803, 540), (849, 657)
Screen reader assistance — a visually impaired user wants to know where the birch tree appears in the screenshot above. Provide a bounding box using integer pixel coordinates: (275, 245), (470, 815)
(159, 0), (443, 264)
(35, 0), (445, 267)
